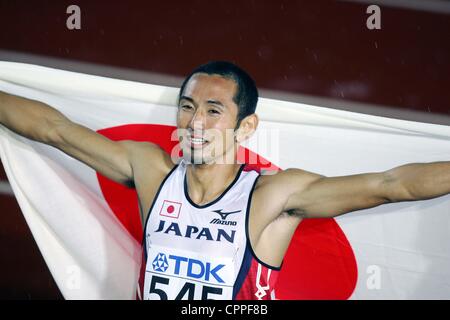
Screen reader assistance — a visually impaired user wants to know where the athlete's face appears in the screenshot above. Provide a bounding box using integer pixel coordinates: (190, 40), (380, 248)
(177, 73), (242, 165)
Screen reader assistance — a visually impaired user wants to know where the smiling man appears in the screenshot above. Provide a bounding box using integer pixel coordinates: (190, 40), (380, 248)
(0, 61), (449, 300)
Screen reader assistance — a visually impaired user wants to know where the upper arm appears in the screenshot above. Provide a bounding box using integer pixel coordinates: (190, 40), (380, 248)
(259, 168), (394, 220)
(49, 119), (163, 186)
(282, 168), (392, 218)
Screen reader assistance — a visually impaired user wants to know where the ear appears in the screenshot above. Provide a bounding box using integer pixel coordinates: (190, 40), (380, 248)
(235, 113), (259, 143)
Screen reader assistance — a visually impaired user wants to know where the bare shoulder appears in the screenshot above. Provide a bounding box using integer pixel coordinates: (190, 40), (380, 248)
(255, 168), (323, 192)
(251, 168), (324, 223)
(120, 141), (176, 224)
(119, 140), (175, 177)
(248, 168), (323, 266)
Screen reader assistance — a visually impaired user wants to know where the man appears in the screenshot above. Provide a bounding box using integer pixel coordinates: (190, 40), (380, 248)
(0, 61), (449, 300)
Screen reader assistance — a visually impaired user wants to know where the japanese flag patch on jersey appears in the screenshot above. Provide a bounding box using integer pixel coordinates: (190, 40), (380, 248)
(159, 200), (182, 219)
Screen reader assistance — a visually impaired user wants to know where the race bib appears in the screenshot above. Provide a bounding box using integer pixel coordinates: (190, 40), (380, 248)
(143, 245), (235, 300)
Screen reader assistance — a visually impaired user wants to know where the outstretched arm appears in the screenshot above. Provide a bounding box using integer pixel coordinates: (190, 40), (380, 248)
(0, 91), (165, 186)
(269, 161), (450, 219)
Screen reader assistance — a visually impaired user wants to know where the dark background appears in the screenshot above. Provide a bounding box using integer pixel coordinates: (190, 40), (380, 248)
(0, 0), (449, 299)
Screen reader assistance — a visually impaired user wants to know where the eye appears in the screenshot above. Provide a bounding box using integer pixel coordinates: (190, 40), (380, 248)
(180, 104), (193, 111)
(208, 109), (221, 115)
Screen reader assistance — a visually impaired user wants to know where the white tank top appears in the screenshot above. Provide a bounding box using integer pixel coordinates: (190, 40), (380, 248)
(141, 159), (260, 300)
(138, 159), (279, 300)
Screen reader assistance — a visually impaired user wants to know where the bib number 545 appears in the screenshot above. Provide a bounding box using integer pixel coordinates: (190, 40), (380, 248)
(149, 276), (223, 300)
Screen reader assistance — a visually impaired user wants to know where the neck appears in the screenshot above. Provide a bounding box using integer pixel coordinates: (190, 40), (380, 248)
(185, 162), (242, 206)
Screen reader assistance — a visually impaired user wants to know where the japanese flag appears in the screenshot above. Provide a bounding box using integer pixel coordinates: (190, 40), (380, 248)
(0, 61), (449, 300)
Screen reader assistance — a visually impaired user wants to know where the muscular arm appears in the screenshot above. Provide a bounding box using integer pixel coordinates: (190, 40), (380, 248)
(267, 161), (450, 219)
(0, 91), (166, 186)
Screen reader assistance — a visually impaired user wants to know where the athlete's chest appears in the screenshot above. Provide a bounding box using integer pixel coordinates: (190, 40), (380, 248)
(145, 190), (249, 255)
(145, 163), (255, 237)
(141, 165), (257, 299)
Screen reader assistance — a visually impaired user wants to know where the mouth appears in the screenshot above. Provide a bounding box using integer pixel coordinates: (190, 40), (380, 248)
(186, 135), (211, 149)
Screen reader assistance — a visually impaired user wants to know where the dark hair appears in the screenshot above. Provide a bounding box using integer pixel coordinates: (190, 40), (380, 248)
(178, 61), (258, 128)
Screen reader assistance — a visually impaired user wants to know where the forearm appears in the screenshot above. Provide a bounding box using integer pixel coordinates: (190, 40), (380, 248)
(0, 91), (67, 143)
(387, 162), (450, 201)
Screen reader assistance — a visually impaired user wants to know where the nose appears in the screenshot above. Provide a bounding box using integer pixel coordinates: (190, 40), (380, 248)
(189, 107), (206, 131)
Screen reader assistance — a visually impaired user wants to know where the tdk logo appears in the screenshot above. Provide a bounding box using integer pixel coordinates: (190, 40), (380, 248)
(152, 252), (225, 283)
(210, 209), (240, 226)
(152, 253), (169, 272)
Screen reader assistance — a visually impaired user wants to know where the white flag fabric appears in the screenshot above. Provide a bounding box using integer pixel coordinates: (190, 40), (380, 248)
(0, 61), (449, 300)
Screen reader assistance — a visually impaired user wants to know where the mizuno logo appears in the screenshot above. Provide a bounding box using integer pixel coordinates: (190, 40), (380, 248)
(213, 209), (241, 220)
(210, 218), (237, 226)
